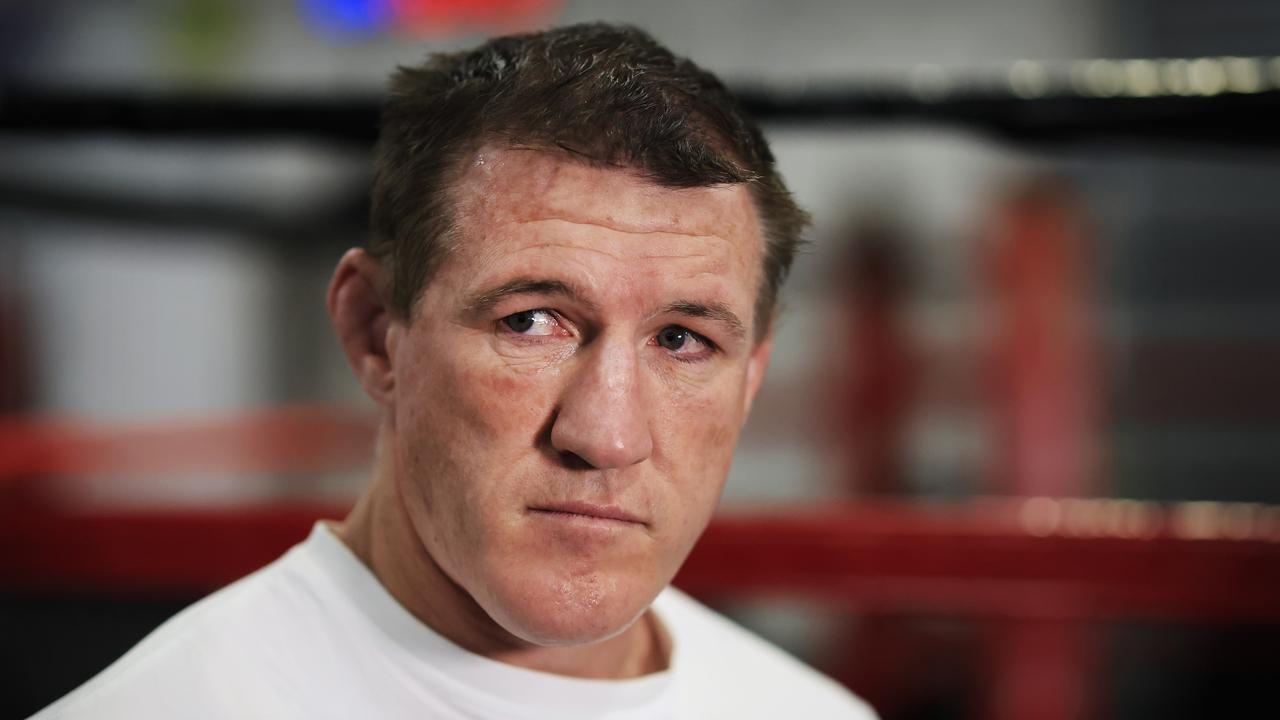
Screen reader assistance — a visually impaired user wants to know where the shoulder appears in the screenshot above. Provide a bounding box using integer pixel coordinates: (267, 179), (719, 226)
(31, 545), (335, 720)
(654, 588), (877, 720)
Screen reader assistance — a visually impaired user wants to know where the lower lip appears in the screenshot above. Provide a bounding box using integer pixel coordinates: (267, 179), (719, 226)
(529, 509), (645, 531)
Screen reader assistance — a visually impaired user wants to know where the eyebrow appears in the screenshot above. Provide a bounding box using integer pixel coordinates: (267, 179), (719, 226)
(663, 300), (747, 342)
(463, 277), (598, 317)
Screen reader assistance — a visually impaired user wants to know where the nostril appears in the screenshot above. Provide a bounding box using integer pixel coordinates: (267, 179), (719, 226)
(557, 450), (594, 471)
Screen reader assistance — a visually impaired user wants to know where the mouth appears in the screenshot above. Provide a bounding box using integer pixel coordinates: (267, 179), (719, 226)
(528, 501), (648, 528)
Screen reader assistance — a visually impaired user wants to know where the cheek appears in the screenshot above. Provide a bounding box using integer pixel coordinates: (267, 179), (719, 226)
(685, 400), (738, 469)
(399, 348), (553, 459)
(656, 379), (744, 518)
(391, 338), (559, 550)
(456, 366), (526, 436)
(663, 370), (743, 455)
(453, 362), (565, 450)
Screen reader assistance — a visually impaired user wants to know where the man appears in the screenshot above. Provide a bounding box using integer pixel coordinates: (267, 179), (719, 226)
(35, 23), (875, 719)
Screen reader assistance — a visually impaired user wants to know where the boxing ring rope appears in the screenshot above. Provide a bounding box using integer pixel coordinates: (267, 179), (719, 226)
(4, 80), (1280, 147)
(2, 406), (1277, 625)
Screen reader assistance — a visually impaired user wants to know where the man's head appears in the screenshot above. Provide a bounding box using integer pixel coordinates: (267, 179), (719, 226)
(329, 23), (807, 654)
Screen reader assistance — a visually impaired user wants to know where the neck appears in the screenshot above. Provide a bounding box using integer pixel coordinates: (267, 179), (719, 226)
(334, 432), (669, 679)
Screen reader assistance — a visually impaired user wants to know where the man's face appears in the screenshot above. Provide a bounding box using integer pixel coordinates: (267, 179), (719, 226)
(384, 146), (771, 646)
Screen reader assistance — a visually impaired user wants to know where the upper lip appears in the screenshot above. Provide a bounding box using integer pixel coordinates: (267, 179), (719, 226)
(530, 501), (647, 526)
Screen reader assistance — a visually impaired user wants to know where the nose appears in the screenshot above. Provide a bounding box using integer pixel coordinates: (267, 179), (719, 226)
(550, 336), (653, 469)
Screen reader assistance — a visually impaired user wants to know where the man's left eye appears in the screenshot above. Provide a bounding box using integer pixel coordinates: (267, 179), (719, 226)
(655, 325), (712, 357)
(501, 309), (559, 336)
(656, 326), (689, 350)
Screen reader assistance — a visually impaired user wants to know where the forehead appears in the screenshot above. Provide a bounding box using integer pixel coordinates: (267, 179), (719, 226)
(446, 146), (763, 271)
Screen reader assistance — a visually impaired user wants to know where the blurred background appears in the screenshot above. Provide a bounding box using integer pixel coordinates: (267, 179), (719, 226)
(2, 1), (1279, 718)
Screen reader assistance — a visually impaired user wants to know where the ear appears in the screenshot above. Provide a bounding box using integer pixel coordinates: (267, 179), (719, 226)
(327, 248), (399, 407)
(741, 332), (774, 421)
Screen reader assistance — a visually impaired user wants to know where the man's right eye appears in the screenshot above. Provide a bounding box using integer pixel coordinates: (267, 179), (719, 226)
(500, 309), (559, 336)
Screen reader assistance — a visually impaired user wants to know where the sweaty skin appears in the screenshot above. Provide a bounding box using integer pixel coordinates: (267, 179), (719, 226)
(332, 146), (773, 680)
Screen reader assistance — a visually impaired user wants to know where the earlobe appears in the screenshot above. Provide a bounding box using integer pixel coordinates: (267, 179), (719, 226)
(327, 248), (398, 406)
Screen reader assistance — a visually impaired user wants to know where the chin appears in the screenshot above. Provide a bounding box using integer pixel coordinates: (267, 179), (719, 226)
(479, 566), (655, 647)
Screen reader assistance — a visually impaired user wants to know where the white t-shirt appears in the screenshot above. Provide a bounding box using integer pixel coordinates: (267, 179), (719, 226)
(33, 522), (875, 719)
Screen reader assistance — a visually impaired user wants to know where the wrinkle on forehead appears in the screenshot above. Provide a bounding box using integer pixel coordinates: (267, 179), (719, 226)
(484, 226), (737, 285)
(514, 216), (721, 241)
(500, 229), (734, 265)
(455, 145), (761, 241)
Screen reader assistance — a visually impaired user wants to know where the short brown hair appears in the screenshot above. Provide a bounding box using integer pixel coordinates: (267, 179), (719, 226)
(369, 22), (808, 337)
